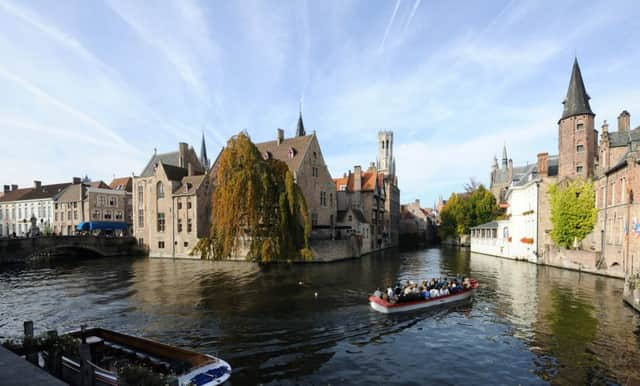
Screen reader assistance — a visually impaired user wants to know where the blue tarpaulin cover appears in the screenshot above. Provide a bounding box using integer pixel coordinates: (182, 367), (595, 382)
(76, 221), (128, 231)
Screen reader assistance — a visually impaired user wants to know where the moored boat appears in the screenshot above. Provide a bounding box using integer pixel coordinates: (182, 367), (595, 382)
(369, 279), (478, 314)
(55, 327), (231, 386)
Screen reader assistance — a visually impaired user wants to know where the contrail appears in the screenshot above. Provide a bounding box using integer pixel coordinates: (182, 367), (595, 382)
(403, 0), (421, 33)
(380, 0), (401, 52)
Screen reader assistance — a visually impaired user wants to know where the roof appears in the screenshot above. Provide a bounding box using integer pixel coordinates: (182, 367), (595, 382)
(89, 181), (110, 189)
(20, 183), (71, 201)
(174, 174), (206, 195)
(140, 151), (179, 177)
(561, 58), (594, 120)
(606, 126), (640, 147)
(333, 170), (383, 192)
(337, 208), (367, 224)
(255, 135), (314, 174)
(109, 177), (132, 192)
(0, 187), (33, 202)
(471, 221), (499, 230)
(200, 132), (209, 168)
(56, 184), (84, 203)
(160, 163), (189, 182)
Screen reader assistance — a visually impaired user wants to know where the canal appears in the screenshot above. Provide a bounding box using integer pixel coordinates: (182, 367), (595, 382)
(1, 247), (639, 385)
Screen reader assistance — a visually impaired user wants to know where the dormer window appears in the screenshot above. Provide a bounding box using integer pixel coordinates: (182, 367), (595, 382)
(288, 147), (296, 159)
(263, 151), (272, 160)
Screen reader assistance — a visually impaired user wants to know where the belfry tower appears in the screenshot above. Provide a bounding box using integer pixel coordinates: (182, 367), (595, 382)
(377, 130), (395, 177)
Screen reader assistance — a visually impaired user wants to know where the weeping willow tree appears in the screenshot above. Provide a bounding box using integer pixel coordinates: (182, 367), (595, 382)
(194, 132), (312, 262)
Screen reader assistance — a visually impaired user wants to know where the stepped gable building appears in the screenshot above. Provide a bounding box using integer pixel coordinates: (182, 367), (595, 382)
(255, 114), (337, 236)
(133, 142), (212, 258)
(377, 130), (400, 247)
(334, 163), (386, 252)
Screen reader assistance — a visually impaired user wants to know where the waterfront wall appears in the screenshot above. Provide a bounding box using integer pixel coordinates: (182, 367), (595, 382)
(310, 237), (360, 262)
(0, 236), (138, 264)
(539, 245), (624, 278)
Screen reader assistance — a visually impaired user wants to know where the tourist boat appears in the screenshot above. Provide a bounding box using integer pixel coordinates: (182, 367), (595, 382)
(369, 279), (479, 314)
(54, 327), (231, 386)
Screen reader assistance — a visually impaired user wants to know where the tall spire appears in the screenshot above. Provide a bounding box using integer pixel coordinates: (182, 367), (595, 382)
(561, 57), (594, 120)
(200, 130), (209, 169)
(502, 144), (508, 169)
(296, 104), (306, 137)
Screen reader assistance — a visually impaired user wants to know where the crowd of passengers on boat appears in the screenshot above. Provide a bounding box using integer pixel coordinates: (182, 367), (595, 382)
(373, 276), (473, 304)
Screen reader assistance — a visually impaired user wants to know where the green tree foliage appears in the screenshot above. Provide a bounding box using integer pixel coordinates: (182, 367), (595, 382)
(549, 179), (597, 248)
(193, 133), (312, 262)
(438, 185), (498, 239)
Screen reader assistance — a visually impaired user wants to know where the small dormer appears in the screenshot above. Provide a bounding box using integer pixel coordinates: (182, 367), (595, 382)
(288, 147), (297, 159)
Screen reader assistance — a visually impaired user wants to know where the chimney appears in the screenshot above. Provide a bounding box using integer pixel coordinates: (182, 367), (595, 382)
(34, 180), (41, 189)
(72, 177), (81, 184)
(178, 142), (188, 167)
(368, 162), (376, 172)
(11, 184), (18, 191)
(415, 198), (420, 208)
(537, 153), (549, 177)
(3, 185), (9, 193)
(277, 128), (284, 145)
(618, 110), (630, 132)
(187, 162), (193, 176)
(353, 165), (362, 192)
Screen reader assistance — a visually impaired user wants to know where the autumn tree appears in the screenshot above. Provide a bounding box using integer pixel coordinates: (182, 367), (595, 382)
(438, 185), (498, 240)
(549, 179), (597, 249)
(193, 133), (312, 262)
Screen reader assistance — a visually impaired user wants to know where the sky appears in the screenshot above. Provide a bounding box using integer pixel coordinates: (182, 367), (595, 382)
(1, 0), (640, 207)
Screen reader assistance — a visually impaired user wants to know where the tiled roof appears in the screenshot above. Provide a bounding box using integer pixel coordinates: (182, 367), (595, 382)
(254, 135), (314, 174)
(0, 187), (33, 202)
(334, 176), (348, 191)
(140, 151), (180, 177)
(20, 183), (71, 200)
(174, 174), (206, 195)
(333, 170), (381, 192)
(109, 177), (132, 192)
(607, 126), (640, 147)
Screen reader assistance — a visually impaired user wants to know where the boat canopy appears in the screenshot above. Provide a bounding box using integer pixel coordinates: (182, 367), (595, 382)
(76, 221), (128, 231)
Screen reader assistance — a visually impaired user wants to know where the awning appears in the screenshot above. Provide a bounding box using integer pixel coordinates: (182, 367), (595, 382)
(76, 221), (129, 231)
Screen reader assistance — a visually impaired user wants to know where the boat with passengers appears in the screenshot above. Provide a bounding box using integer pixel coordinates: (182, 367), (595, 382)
(369, 277), (479, 314)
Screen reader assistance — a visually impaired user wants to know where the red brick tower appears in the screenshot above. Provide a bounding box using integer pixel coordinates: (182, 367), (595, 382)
(558, 58), (598, 179)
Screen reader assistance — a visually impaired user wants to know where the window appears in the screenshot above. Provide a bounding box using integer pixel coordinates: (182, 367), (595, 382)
(320, 191), (327, 207)
(98, 196), (106, 207)
(576, 165), (583, 174)
(18, 208), (22, 219)
(178, 201), (182, 210)
(576, 144), (584, 152)
(184, 242), (189, 247)
(158, 241), (165, 249)
(73, 202), (77, 209)
(55, 212), (58, 221)
(109, 197), (117, 207)
(157, 182), (164, 199)
(74, 211), (78, 220)
(348, 215), (353, 222)
(157, 213), (165, 232)
(115, 211), (123, 220)
(312, 167), (318, 177)
(187, 218), (192, 233)
(311, 212), (318, 226)
(137, 184), (144, 209)
(92, 210), (100, 220)
(103, 210), (112, 220)
(339, 185), (346, 191)
(67, 211), (72, 221)
(577, 123), (584, 130)
(137, 209), (144, 228)
(54, 203), (58, 210)
(187, 200), (192, 210)
(177, 219), (182, 232)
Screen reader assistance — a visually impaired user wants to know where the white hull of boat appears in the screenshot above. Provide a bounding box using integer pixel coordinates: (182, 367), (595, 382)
(369, 289), (476, 314)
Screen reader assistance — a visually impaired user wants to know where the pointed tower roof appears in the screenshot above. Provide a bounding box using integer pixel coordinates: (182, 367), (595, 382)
(296, 111), (306, 137)
(561, 58), (594, 120)
(200, 131), (209, 169)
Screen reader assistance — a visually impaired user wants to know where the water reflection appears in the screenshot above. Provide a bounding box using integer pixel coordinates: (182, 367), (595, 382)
(0, 249), (639, 384)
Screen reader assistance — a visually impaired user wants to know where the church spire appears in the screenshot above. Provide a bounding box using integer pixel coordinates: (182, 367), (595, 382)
(200, 130), (209, 169)
(502, 144), (508, 169)
(296, 108), (306, 137)
(561, 57), (594, 120)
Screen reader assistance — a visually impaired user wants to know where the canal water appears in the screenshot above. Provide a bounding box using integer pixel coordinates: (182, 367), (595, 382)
(1, 247), (639, 385)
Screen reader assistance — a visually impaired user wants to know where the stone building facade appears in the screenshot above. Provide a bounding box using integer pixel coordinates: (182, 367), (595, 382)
(53, 179), (132, 236)
(255, 115), (337, 238)
(334, 163), (386, 251)
(133, 142), (211, 258)
(377, 131), (400, 247)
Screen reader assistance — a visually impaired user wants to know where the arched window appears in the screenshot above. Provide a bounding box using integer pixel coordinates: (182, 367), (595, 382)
(157, 182), (164, 199)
